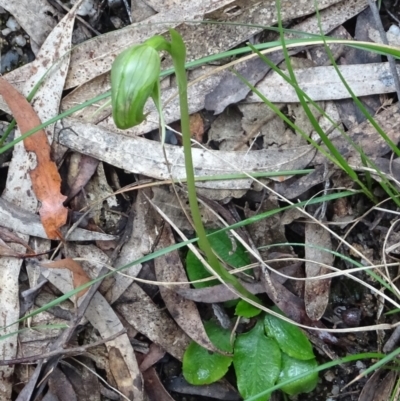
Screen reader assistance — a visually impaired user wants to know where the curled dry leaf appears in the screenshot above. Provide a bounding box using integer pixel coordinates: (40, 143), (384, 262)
(0, 78), (67, 239)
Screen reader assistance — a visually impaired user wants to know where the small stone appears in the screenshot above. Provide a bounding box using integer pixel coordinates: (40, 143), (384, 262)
(6, 16), (20, 31)
(388, 25), (400, 36)
(1, 49), (20, 73)
(1, 28), (11, 36)
(331, 385), (340, 396)
(72, 0), (97, 17)
(14, 35), (26, 47)
(110, 16), (123, 29)
(324, 370), (336, 382)
(356, 361), (365, 370)
(342, 308), (362, 327)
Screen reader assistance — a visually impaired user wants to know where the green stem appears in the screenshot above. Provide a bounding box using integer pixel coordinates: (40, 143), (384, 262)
(169, 30), (260, 304)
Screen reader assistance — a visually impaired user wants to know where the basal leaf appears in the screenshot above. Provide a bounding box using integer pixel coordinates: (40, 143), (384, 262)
(278, 353), (318, 396)
(233, 320), (281, 401)
(186, 229), (251, 289)
(235, 299), (261, 317)
(264, 308), (314, 360)
(208, 229), (251, 268)
(183, 320), (233, 385)
(186, 249), (219, 289)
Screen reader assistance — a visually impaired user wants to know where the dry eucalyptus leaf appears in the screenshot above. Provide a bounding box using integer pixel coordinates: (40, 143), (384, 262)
(104, 189), (162, 304)
(246, 62), (400, 104)
(0, 6), (78, 397)
(115, 283), (191, 361)
(0, 197), (117, 242)
(205, 0), (367, 113)
(154, 224), (221, 353)
(57, 119), (316, 195)
(84, 293), (143, 400)
(304, 222), (333, 321)
(46, 367), (78, 401)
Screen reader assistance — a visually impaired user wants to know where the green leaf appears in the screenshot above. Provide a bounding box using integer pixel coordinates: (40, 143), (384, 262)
(234, 320), (281, 401)
(264, 309), (314, 360)
(186, 249), (219, 289)
(182, 320), (233, 385)
(278, 353), (318, 396)
(209, 229), (251, 268)
(186, 229), (251, 289)
(235, 300), (261, 317)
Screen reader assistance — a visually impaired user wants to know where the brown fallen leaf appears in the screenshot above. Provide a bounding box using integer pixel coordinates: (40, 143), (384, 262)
(115, 284), (191, 361)
(46, 367), (78, 401)
(0, 78), (67, 239)
(0, 226), (34, 252)
(304, 222), (333, 321)
(40, 258), (91, 298)
(0, 238), (24, 258)
(358, 370), (397, 401)
(108, 347), (135, 401)
(154, 224), (222, 354)
(142, 366), (176, 401)
(66, 154), (99, 202)
(139, 343), (165, 373)
(189, 113), (204, 142)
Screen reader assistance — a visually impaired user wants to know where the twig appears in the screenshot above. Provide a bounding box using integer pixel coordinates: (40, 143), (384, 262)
(367, 0), (400, 100)
(0, 329), (126, 366)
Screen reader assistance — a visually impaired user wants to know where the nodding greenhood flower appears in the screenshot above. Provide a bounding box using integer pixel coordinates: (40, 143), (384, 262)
(111, 44), (161, 129)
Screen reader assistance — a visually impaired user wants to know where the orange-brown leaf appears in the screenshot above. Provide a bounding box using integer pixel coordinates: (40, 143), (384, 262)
(189, 113), (204, 142)
(41, 258), (91, 298)
(0, 78), (67, 239)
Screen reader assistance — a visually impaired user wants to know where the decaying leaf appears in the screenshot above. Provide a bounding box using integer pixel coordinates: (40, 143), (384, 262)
(40, 258), (91, 299)
(142, 366), (176, 401)
(304, 222), (333, 321)
(0, 5), (78, 398)
(0, 238), (25, 258)
(83, 293), (144, 399)
(104, 189), (162, 304)
(0, 197), (117, 242)
(115, 283), (191, 361)
(0, 78), (67, 239)
(46, 367), (78, 401)
(189, 113), (205, 142)
(108, 347), (136, 400)
(57, 118), (316, 195)
(154, 224), (221, 353)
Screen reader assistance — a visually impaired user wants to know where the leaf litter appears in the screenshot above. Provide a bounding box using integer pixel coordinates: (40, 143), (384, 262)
(1, 0), (400, 400)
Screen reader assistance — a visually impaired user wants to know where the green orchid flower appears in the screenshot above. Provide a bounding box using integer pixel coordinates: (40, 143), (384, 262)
(110, 29), (262, 311)
(111, 44), (161, 129)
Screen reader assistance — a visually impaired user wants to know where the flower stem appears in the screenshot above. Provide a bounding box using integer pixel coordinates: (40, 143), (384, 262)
(169, 30), (261, 304)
